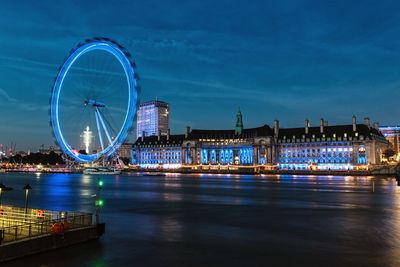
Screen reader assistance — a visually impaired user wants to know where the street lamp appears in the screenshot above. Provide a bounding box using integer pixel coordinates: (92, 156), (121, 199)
(0, 183), (5, 206)
(23, 184), (32, 216)
(95, 178), (104, 225)
(0, 183), (12, 207)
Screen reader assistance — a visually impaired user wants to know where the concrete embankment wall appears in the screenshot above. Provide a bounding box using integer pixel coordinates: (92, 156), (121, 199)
(0, 224), (103, 262)
(132, 168), (378, 177)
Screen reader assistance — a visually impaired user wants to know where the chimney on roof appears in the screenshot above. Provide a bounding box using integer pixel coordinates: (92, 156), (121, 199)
(305, 119), (309, 134)
(324, 120), (328, 127)
(320, 118), (324, 133)
(364, 117), (370, 128)
(167, 129), (170, 140)
(185, 126), (190, 138)
(352, 115), (357, 132)
(158, 130), (161, 141)
(373, 122), (379, 130)
(274, 120), (279, 137)
(141, 131), (145, 142)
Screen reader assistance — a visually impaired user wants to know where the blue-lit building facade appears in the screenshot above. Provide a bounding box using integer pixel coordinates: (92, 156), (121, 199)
(131, 114), (389, 171)
(277, 117), (388, 170)
(132, 125), (273, 170)
(379, 125), (400, 155)
(181, 125), (273, 169)
(131, 134), (184, 169)
(136, 100), (169, 138)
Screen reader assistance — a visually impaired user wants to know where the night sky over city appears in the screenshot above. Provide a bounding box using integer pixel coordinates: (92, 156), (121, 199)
(1, 0), (400, 150)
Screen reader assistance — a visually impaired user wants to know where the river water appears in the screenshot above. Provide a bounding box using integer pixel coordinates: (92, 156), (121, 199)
(1, 172), (400, 267)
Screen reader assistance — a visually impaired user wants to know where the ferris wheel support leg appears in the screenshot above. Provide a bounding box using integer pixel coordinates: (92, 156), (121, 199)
(95, 109), (105, 151)
(96, 109), (113, 145)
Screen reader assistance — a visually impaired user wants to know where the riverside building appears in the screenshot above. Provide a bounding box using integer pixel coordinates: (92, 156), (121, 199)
(136, 100), (170, 138)
(379, 125), (400, 155)
(131, 111), (389, 171)
(277, 117), (387, 171)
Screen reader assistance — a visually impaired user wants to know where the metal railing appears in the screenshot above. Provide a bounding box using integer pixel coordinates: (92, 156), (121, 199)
(0, 205), (93, 244)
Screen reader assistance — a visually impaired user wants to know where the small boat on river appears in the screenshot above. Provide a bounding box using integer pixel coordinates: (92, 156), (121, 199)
(83, 166), (121, 175)
(143, 173), (166, 177)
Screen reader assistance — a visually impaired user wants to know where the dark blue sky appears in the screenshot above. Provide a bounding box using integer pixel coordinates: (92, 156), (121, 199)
(1, 0), (400, 150)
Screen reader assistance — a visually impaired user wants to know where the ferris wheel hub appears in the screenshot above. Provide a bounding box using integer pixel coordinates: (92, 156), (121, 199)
(84, 99), (106, 108)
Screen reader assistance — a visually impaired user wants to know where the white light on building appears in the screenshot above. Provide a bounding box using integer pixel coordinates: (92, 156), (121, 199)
(81, 126), (93, 154)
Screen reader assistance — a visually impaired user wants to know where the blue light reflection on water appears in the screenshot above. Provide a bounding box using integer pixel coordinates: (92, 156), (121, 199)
(1, 172), (400, 267)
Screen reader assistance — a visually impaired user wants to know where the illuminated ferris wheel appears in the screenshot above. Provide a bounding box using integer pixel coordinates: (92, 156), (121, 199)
(50, 38), (139, 163)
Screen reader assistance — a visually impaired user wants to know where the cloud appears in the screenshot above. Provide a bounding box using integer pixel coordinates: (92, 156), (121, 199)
(0, 88), (18, 102)
(1, 0), (400, 149)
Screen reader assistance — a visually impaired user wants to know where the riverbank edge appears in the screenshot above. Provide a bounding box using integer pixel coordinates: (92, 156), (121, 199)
(130, 169), (386, 177)
(0, 224), (105, 263)
(2, 169), (397, 177)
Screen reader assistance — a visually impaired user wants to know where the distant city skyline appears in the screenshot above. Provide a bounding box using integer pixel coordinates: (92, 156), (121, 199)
(1, 0), (400, 151)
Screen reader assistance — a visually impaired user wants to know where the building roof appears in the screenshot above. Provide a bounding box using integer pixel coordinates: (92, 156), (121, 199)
(278, 124), (387, 143)
(139, 100), (169, 108)
(133, 125), (273, 146)
(133, 134), (185, 147)
(133, 123), (388, 146)
(188, 125), (273, 139)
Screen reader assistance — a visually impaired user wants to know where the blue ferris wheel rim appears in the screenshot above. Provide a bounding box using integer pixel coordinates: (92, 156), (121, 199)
(50, 39), (138, 163)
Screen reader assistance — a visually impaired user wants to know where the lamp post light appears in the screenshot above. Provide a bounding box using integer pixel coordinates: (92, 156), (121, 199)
(95, 178), (104, 225)
(0, 183), (13, 207)
(0, 183), (5, 206)
(23, 184), (32, 216)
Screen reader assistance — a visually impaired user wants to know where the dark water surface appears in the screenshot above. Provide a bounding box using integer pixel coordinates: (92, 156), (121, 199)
(1, 172), (400, 267)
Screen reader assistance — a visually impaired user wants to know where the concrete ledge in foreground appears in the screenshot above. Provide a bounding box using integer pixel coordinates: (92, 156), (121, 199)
(0, 223), (105, 263)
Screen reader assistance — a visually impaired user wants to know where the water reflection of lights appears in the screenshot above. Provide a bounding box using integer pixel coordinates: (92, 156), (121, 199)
(162, 176), (182, 189)
(160, 217), (183, 242)
(114, 175), (120, 185)
(163, 193), (182, 201)
(163, 181), (182, 188)
(344, 176), (353, 182)
(79, 189), (92, 197)
(81, 175), (91, 185)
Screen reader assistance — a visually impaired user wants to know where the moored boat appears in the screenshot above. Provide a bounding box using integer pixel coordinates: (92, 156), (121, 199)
(143, 173), (166, 177)
(83, 166), (121, 175)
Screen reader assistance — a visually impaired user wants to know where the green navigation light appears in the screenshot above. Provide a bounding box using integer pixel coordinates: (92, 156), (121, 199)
(98, 178), (104, 189)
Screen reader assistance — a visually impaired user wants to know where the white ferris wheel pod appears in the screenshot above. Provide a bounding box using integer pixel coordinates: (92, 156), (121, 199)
(50, 38), (139, 163)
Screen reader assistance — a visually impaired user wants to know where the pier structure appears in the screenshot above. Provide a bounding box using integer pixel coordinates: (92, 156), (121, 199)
(0, 205), (104, 262)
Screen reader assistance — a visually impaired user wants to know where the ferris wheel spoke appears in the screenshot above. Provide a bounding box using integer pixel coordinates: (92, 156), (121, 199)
(96, 108), (113, 146)
(95, 110), (105, 151)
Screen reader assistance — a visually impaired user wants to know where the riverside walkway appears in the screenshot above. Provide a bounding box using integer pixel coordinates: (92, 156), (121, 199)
(0, 205), (104, 262)
(0, 205), (92, 243)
